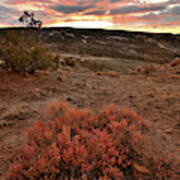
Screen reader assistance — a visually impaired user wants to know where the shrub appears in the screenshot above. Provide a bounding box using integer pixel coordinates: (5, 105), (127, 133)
(130, 63), (158, 75)
(6, 102), (177, 179)
(64, 57), (76, 67)
(170, 58), (180, 67)
(1, 31), (59, 75)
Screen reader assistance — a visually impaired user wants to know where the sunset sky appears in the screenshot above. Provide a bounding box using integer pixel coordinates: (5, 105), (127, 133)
(0, 0), (180, 34)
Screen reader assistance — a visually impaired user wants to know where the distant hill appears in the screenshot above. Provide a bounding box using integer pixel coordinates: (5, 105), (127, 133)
(0, 27), (180, 64)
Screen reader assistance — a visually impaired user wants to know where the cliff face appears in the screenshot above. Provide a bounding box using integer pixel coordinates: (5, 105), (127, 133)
(0, 27), (180, 63)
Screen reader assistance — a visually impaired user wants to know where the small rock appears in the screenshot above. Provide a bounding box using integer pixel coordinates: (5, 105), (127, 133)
(81, 35), (90, 39)
(82, 39), (87, 44)
(96, 40), (106, 45)
(65, 32), (75, 38)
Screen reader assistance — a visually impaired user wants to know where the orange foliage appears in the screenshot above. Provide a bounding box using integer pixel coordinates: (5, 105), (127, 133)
(6, 102), (176, 179)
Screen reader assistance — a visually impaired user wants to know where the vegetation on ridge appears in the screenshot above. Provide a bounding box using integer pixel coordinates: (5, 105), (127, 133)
(0, 31), (59, 75)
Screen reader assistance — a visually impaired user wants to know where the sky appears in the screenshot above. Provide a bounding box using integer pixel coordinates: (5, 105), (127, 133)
(0, 0), (180, 34)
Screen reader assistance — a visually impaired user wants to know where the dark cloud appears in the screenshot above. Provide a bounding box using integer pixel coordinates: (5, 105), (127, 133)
(110, 5), (167, 15)
(78, 0), (103, 4)
(85, 10), (106, 15)
(51, 5), (93, 14)
(138, 13), (161, 20)
(170, 6), (180, 15)
(164, 15), (180, 23)
(137, 9), (180, 27)
(138, 5), (180, 20)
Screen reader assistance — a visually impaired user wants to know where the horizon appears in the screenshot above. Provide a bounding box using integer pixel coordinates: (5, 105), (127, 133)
(0, 0), (180, 34)
(0, 26), (179, 35)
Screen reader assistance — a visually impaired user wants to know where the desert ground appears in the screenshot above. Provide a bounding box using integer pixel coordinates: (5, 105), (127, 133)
(0, 28), (180, 179)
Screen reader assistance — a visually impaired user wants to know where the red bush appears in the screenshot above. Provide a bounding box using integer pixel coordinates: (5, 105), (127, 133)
(6, 102), (176, 179)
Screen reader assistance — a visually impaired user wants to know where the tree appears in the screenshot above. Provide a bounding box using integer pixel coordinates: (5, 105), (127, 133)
(19, 11), (42, 29)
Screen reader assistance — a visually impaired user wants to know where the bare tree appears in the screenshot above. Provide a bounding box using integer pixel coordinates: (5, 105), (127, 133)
(19, 11), (42, 29)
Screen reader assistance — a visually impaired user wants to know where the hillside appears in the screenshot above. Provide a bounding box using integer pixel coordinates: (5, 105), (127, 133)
(0, 28), (180, 179)
(0, 27), (180, 64)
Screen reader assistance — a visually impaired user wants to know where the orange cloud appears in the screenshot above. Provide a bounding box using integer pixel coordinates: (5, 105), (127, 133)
(0, 0), (179, 34)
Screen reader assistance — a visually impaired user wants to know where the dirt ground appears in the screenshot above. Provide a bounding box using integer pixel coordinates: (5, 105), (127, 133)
(0, 28), (180, 179)
(0, 54), (180, 179)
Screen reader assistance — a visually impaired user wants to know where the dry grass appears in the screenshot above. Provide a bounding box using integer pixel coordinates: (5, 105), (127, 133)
(170, 58), (180, 67)
(96, 71), (119, 77)
(130, 58), (180, 80)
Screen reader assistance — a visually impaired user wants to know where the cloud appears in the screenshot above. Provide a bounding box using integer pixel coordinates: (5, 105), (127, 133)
(0, 5), (19, 26)
(110, 4), (167, 15)
(170, 5), (180, 15)
(0, 4), (16, 13)
(0, 5), (18, 18)
(0, 0), (179, 33)
(5, 0), (52, 5)
(85, 10), (107, 15)
(51, 4), (94, 14)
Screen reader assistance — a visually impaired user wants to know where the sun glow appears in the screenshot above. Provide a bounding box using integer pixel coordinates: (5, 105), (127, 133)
(47, 20), (114, 29)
